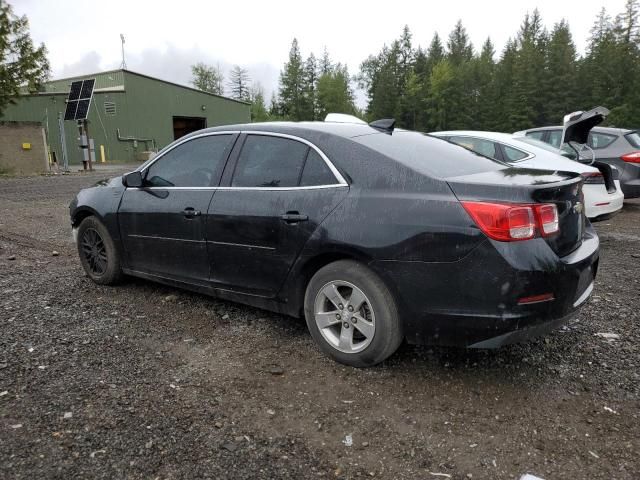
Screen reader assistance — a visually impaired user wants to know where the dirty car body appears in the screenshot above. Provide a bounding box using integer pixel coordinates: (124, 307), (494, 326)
(70, 122), (599, 350)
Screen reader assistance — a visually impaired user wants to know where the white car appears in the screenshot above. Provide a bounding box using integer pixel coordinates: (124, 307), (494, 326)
(431, 130), (624, 220)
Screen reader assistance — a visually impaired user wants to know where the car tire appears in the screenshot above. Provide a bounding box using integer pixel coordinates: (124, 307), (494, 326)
(304, 260), (403, 367)
(77, 216), (123, 285)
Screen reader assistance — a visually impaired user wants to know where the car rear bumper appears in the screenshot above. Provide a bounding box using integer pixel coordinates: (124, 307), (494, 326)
(584, 181), (624, 219)
(619, 162), (640, 198)
(371, 225), (599, 348)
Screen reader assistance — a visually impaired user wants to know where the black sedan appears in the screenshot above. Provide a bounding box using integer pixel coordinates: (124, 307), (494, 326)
(70, 120), (599, 367)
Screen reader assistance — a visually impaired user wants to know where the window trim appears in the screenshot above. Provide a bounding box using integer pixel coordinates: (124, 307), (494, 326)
(132, 130), (347, 191)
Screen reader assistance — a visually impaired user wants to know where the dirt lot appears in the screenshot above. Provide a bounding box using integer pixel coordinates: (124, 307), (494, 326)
(1, 170), (639, 480)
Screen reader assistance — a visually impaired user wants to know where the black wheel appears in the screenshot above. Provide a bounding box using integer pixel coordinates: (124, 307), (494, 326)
(77, 216), (122, 285)
(304, 260), (403, 367)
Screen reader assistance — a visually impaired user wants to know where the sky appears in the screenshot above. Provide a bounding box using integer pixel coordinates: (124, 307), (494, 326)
(15, 0), (628, 107)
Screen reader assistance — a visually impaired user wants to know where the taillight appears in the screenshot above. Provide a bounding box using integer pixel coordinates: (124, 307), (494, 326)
(621, 151), (640, 163)
(462, 202), (559, 242)
(581, 172), (604, 184)
(534, 204), (559, 236)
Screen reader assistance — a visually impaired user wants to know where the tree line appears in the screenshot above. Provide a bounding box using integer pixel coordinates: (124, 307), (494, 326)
(193, 0), (640, 131)
(358, 1), (640, 131)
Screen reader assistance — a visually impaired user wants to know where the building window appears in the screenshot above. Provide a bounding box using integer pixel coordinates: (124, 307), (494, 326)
(104, 101), (116, 116)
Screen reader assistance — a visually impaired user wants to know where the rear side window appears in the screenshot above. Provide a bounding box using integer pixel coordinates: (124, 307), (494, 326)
(448, 136), (498, 159)
(232, 135), (308, 187)
(625, 132), (640, 148)
(526, 131), (545, 141)
(588, 132), (617, 149)
(299, 150), (338, 186)
(502, 145), (529, 162)
(354, 132), (506, 178)
(547, 130), (563, 148)
(145, 134), (233, 187)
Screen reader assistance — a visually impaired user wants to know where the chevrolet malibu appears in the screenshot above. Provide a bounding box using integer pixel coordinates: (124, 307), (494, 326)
(70, 120), (599, 367)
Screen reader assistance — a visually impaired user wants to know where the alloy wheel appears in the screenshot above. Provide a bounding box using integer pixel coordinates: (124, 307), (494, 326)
(314, 280), (376, 354)
(81, 228), (108, 276)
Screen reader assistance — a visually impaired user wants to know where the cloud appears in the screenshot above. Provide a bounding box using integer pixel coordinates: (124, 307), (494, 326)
(53, 45), (281, 103)
(58, 51), (103, 78)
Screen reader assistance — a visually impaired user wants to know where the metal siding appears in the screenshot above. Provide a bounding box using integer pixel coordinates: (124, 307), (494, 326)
(2, 70), (250, 164)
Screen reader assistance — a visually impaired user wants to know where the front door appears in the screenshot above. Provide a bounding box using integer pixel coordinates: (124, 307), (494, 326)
(206, 133), (348, 297)
(118, 133), (236, 282)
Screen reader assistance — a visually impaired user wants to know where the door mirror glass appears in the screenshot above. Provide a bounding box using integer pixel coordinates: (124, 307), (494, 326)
(123, 171), (143, 188)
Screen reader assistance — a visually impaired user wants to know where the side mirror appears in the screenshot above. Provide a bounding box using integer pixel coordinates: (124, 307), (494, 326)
(122, 171), (143, 188)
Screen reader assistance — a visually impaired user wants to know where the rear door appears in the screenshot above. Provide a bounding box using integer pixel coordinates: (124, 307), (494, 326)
(118, 133), (236, 282)
(206, 133), (348, 297)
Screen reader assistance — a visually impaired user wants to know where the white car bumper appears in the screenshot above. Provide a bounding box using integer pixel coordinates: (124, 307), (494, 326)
(583, 181), (624, 219)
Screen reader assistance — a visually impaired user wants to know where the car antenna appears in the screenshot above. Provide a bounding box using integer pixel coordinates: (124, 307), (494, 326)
(369, 118), (396, 134)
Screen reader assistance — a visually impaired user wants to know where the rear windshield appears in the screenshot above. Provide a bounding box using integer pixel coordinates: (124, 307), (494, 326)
(353, 131), (507, 178)
(625, 131), (640, 148)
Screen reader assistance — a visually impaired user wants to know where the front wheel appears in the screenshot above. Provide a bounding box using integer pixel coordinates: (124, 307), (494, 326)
(76, 216), (122, 285)
(304, 260), (403, 367)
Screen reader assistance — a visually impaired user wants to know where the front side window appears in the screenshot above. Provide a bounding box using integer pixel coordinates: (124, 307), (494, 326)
(145, 134), (233, 187)
(232, 135), (309, 187)
(448, 136), (499, 160)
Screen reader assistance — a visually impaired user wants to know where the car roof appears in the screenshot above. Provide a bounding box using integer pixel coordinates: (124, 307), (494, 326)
(520, 125), (634, 135)
(195, 121), (385, 139)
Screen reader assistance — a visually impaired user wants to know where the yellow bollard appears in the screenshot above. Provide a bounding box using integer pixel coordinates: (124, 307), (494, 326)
(100, 145), (106, 163)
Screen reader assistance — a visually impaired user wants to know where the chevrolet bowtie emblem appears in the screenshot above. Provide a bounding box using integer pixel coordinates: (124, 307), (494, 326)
(573, 202), (583, 214)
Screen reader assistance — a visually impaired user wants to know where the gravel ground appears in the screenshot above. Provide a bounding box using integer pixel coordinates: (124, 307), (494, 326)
(1, 170), (639, 480)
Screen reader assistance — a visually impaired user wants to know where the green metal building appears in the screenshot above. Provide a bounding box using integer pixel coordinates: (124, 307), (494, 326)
(1, 69), (250, 165)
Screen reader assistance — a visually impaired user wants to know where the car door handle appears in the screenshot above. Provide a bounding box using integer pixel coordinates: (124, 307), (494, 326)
(183, 208), (201, 218)
(280, 212), (308, 223)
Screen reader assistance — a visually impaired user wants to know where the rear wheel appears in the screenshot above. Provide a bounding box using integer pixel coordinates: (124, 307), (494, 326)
(77, 216), (122, 285)
(304, 260), (402, 367)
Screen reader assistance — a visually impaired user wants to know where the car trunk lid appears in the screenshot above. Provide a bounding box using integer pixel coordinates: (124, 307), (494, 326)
(446, 167), (585, 257)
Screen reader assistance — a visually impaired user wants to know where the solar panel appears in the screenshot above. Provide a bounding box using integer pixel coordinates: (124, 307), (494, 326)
(79, 79), (95, 100)
(64, 78), (96, 120)
(64, 100), (78, 121)
(68, 81), (83, 101)
(75, 99), (91, 120)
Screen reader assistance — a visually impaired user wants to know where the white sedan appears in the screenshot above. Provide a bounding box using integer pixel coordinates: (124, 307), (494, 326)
(431, 130), (624, 220)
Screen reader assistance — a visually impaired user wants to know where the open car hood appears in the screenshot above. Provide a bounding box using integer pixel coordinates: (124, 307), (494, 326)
(561, 106), (609, 145)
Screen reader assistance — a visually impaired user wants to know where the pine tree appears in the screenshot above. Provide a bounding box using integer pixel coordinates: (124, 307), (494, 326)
(507, 9), (549, 129)
(473, 37), (497, 130)
(227, 65), (251, 101)
(316, 64), (356, 118)
(544, 20), (578, 123)
(447, 20), (474, 65)
(320, 47), (333, 75)
(0, 1), (50, 116)
(301, 53), (318, 120)
(191, 62), (224, 95)
(249, 83), (269, 122)
(445, 20), (475, 128)
(427, 60), (455, 130)
(279, 38), (305, 120)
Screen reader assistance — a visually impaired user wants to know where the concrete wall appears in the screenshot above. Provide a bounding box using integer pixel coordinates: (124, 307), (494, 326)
(0, 122), (47, 175)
